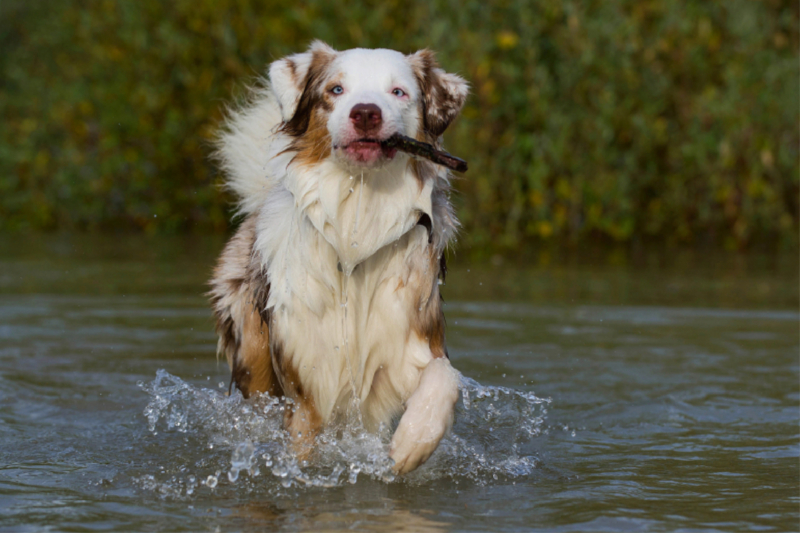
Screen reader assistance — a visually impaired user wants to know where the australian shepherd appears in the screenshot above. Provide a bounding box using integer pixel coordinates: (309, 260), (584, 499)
(209, 42), (468, 474)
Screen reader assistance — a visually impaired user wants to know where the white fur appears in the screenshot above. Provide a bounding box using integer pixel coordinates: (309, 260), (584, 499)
(215, 44), (467, 472)
(268, 44), (320, 121)
(390, 357), (460, 474)
(214, 89), (284, 217)
(326, 49), (422, 150)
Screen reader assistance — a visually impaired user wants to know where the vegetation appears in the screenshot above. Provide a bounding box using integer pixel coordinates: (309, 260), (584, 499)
(1, 0), (797, 250)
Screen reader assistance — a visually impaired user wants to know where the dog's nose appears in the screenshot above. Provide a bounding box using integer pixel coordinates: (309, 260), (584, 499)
(349, 103), (382, 134)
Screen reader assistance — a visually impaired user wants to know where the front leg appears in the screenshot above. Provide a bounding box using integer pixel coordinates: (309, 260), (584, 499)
(284, 399), (322, 463)
(389, 358), (460, 474)
(272, 336), (323, 463)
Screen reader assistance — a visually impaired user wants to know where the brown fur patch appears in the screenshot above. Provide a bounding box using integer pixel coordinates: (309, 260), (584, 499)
(409, 157), (437, 190)
(235, 307), (282, 397)
(284, 399), (323, 461)
(279, 49), (337, 167)
(247, 260), (271, 326)
(281, 48), (335, 138)
(209, 217), (256, 368)
(287, 106), (333, 167)
(411, 248), (449, 359)
(409, 49), (467, 137)
(209, 215), (283, 399)
(286, 59), (299, 86)
(270, 336), (323, 457)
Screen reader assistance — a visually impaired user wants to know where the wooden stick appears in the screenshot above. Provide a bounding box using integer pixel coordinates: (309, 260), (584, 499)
(382, 134), (468, 173)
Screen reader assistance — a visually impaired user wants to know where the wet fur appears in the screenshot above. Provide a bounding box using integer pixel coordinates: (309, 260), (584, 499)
(209, 42), (467, 472)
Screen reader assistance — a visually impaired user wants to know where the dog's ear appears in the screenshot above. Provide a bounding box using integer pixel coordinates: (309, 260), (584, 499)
(269, 40), (337, 122)
(408, 50), (469, 137)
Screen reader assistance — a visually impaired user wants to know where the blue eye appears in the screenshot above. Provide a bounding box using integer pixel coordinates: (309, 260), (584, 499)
(331, 85), (344, 95)
(392, 88), (406, 97)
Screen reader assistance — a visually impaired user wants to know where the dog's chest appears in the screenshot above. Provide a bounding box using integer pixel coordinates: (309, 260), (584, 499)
(270, 223), (432, 425)
(287, 161), (433, 275)
(263, 166), (436, 424)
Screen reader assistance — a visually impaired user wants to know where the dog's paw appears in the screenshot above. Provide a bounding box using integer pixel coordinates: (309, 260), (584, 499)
(389, 413), (445, 475)
(389, 358), (459, 474)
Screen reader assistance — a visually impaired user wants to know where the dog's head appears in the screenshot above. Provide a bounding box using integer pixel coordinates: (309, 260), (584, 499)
(270, 41), (468, 169)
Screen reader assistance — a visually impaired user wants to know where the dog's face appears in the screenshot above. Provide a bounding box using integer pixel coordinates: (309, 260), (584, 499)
(270, 41), (468, 169)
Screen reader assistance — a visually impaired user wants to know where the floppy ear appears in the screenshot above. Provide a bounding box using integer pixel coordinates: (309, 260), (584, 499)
(408, 50), (469, 137)
(269, 40), (337, 122)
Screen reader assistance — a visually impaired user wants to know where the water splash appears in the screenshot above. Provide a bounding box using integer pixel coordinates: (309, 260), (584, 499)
(136, 369), (550, 497)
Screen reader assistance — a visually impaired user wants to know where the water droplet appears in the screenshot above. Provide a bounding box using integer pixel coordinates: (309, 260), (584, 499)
(228, 441), (255, 483)
(205, 475), (218, 489)
(348, 464), (361, 484)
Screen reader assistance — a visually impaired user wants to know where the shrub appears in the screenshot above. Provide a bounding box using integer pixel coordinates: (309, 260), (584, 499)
(1, 0), (797, 249)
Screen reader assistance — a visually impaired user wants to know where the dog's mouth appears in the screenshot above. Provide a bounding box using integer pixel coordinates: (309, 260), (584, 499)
(337, 138), (398, 164)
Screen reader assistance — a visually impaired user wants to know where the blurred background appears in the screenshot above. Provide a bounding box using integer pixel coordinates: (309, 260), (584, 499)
(0, 0), (797, 254)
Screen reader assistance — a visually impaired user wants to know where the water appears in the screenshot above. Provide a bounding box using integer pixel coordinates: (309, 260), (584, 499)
(0, 235), (797, 532)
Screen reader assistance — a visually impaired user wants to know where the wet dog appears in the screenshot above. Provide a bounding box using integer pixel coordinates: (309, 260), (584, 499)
(209, 42), (468, 474)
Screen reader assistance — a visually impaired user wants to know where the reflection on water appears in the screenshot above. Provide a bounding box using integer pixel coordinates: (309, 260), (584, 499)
(232, 503), (450, 533)
(0, 235), (797, 532)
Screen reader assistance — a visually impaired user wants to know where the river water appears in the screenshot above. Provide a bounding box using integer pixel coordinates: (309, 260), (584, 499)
(0, 235), (797, 532)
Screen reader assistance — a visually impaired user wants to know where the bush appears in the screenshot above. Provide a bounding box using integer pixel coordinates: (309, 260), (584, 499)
(1, 0), (797, 249)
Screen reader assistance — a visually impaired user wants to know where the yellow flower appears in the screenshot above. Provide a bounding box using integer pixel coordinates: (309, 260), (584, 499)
(496, 31), (519, 50)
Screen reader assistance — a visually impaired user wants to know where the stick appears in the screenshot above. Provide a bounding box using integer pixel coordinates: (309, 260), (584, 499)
(382, 134), (468, 173)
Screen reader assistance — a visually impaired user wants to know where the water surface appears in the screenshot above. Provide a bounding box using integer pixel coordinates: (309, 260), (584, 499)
(0, 236), (797, 532)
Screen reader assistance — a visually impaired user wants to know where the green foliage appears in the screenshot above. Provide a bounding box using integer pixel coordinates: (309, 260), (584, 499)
(1, 0), (797, 249)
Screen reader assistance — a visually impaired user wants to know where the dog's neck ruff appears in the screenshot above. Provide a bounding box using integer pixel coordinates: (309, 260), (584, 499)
(282, 155), (434, 275)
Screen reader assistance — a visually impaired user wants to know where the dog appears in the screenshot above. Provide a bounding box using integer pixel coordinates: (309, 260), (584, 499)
(209, 41), (468, 474)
